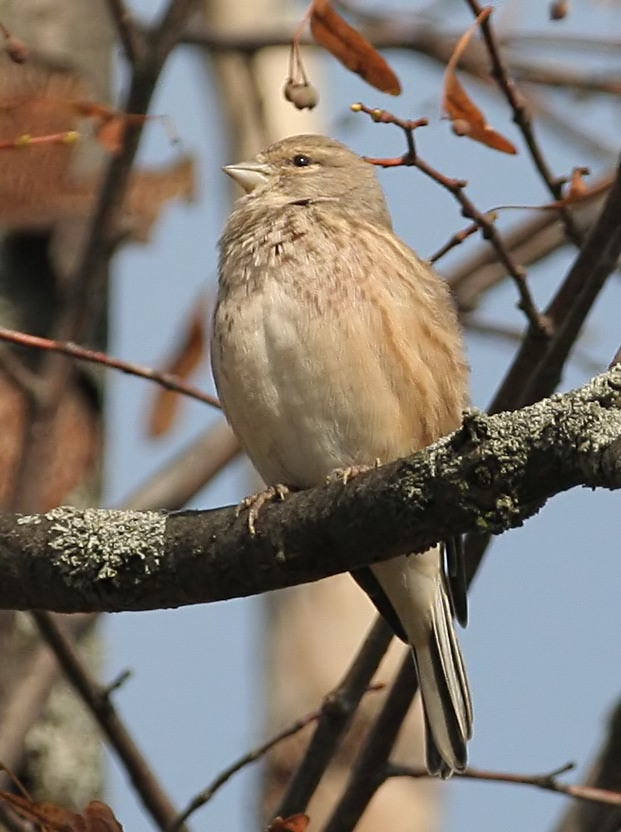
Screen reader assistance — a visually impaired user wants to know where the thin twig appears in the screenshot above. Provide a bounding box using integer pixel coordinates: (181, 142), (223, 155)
(104, 0), (145, 64)
(463, 148), (621, 590)
(354, 102), (551, 335)
(463, 0), (582, 246)
(171, 716), (322, 830)
(275, 617), (394, 818)
(0, 615), (96, 783)
(447, 173), (614, 312)
(323, 651), (418, 832)
(0, 327), (221, 410)
(429, 218), (487, 264)
(31, 611), (189, 832)
(171, 679), (384, 831)
(388, 761), (621, 808)
(492, 148), (621, 413)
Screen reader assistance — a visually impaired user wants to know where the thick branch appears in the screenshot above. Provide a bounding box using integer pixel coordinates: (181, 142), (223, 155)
(0, 368), (620, 613)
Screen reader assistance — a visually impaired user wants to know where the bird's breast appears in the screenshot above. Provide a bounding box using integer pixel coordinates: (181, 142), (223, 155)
(212, 205), (466, 488)
(212, 274), (416, 488)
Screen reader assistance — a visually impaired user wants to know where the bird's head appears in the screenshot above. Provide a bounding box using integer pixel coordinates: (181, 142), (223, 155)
(223, 134), (392, 227)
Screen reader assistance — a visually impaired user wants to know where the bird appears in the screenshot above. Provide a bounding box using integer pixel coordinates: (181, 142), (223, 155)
(211, 134), (472, 776)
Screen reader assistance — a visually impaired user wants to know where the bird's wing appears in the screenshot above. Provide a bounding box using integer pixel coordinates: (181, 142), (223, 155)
(350, 567), (408, 642)
(444, 536), (468, 627)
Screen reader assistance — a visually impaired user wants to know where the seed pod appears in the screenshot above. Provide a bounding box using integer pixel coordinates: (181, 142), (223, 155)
(283, 80), (319, 111)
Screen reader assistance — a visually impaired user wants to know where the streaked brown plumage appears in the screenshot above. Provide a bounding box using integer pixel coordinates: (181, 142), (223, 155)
(211, 134), (472, 776)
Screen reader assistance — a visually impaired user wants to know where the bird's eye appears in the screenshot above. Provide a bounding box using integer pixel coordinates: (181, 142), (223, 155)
(292, 153), (312, 167)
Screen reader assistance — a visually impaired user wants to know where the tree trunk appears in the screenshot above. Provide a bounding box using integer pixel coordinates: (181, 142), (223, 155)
(0, 0), (112, 813)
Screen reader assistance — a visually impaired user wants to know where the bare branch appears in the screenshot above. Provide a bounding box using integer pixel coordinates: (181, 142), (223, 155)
(389, 760), (621, 810)
(31, 611), (189, 832)
(275, 617), (394, 819)
(447, 174), (613, 312)
(492, 151), (621, 415)
(0, 367), (620, 613)
(463, 0), (582, 245)
(173, 680), (383, 830)
(0, 327), (220, 410)
(354, 104), (550, 334)
(323, 651), (417, 832)
(104, 0), (145, 63)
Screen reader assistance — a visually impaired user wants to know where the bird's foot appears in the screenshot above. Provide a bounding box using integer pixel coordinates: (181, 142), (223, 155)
(326, 460), (381, 486)
(238, 484), (291, 535)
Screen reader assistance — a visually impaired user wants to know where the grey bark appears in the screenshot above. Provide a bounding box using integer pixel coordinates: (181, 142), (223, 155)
(0, 366), (619, 613)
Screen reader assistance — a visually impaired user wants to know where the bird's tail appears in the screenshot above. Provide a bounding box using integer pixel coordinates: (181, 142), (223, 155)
(412, 574), (472, 777)
(371, 550), (472, 777)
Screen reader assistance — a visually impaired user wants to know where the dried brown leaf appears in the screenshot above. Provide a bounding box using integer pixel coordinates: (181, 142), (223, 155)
(443, 8), (517, 155)
(267, 814), (310, 832)
(0, 58), (89, 228)
(0, 57), (193, 237)
(82, 801), (124, 832)
(0, 793), (123, 832)
(565, 166), (590, 201)
(149, 295), (207, 437)
(0, 22), (29, 62)
(95, 115), (127, 154)
(73, 101), (151, 155)
(539, 167), (593, 210)
(5, 35), (29, 63)
(310, 0), (400, 94)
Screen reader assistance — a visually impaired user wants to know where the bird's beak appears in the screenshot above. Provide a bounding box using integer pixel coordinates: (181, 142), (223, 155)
(223, 161), (271, 194)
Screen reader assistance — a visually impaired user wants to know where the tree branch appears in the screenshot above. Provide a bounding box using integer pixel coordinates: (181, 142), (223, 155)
(275, 617), (394, 819)
(0, 367), (620, 613)
(31, 611), (189, 832)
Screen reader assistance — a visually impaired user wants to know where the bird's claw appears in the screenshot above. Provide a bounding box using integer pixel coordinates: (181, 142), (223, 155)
(326, 460), (381, 486)
(238, 484), (291, 535)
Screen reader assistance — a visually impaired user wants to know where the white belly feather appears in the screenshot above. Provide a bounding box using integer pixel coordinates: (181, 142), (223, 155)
(212, 276), (411, 488)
